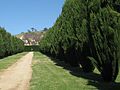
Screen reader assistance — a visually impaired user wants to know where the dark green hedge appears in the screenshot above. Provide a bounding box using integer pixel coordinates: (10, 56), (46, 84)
(0, 27), (24, 58)
(24, 45), (40, 51)
(39, 0), (120, 82)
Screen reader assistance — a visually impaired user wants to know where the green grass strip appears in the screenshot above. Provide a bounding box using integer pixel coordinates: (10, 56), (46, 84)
(30, 52), (97, 90)
(31, 52), (120, 90)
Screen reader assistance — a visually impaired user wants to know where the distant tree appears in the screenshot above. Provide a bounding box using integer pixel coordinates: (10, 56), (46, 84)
(31, 28), (37, 32)
(43, 28), (48, 31)
(28, 29), (31, 33)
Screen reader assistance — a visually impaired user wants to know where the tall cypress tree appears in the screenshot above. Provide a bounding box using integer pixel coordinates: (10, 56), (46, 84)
(39, 0), (120, 82)
(85, 0), (120, 82)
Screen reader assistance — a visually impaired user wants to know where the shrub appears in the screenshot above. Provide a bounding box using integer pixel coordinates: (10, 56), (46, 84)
(0, 27), (24, 58)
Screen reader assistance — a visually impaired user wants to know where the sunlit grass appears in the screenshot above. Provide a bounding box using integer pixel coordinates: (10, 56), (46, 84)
(31, 52), (94, 90)
(31, 52), (120, 90)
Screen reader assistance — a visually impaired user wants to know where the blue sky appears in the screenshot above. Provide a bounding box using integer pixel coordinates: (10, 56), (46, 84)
(0, 0), (64, 35)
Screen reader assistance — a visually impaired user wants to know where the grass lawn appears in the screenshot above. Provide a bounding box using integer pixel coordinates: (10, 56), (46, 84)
(0, 52), (28, 71)
(30, 52), (120, 90)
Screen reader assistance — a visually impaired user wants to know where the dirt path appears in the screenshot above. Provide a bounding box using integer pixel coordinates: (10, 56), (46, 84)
(0, 52), (33, 90)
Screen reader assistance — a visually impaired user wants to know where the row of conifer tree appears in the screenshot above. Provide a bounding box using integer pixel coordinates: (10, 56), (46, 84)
(0, 27), (24, 58)
(39, 0), (120, 82)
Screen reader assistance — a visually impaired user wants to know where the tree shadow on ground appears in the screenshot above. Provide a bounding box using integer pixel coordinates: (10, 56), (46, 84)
(48, 56), (120, 90)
